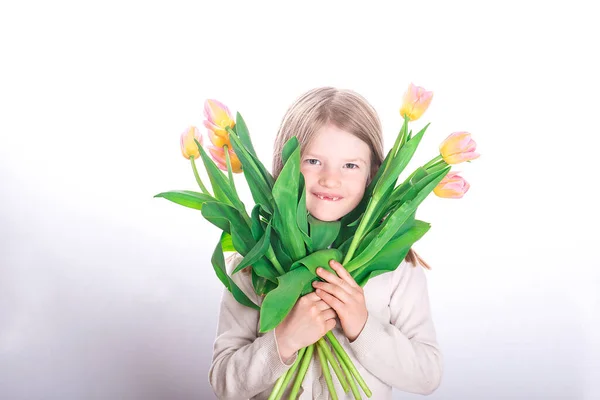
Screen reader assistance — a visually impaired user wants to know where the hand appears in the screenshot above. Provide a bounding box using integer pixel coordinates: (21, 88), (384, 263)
(274, 292), (337, 362)
(313, 259), (368, 342)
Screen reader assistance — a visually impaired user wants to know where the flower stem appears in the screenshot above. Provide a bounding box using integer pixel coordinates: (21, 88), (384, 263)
(289, 344), (314, 399)
(423, 155), (444, 170)
(317, 343), (338, 400)
(268, 373), (286, 400)
(317, 338), (349, 393)
(190, 156), (210, 195)
(343, 204), (376, 265)
(336, 347), (362, 399)
(269, 347), (307, 400)
(326, 331), (372, 397)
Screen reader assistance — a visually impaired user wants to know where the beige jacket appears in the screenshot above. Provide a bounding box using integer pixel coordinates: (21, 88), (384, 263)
(209, 253), (443, 399)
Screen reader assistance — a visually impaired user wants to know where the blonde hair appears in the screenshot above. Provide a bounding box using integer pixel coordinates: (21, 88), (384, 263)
(271, 87), (430, 269)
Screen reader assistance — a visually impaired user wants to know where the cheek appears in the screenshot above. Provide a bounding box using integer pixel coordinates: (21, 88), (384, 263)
(348, 174), (368, 195)
(300, 168), (316, 186)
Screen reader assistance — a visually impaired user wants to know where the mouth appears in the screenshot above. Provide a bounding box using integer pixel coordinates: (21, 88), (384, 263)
(313, 192), (343, 202)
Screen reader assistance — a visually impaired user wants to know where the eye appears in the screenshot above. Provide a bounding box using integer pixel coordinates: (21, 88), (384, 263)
(344, 163), (359, 169)
(305, 159), (321, 165)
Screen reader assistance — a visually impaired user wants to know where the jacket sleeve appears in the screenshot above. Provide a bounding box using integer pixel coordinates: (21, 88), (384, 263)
(348, 260), (443, 395)
(208, 253), (299, 400)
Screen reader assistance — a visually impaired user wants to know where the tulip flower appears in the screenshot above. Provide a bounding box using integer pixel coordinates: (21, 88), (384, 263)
(180, 126), (203, 159)
(399, 83), (433, 121)
(180, 126), (210, 194)
(207, 144), (243, 173)
(433, 171), (470, 198)
(203, 99), (236, 148)
(439, 131), (480, 164)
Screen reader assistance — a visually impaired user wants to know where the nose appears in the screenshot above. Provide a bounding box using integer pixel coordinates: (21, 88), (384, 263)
(318, 166), (341, 188)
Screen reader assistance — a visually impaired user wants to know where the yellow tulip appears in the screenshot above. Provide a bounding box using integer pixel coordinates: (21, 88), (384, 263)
(439, 131), (480, 164)
(180, 126), (203, 159)
(207, 144), (243, 173)
(433, 172), (470, 198)
(399, 83), (433, 121)
(203, 99), (235, 148)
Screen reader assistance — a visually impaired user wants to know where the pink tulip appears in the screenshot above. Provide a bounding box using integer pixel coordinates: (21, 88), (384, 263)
(439, 132), (480, 164)
(433, 171), (470, 199)
(399, 83), (433, 121)
(180, 126), (203, 159)
(203, 99), (235, 148)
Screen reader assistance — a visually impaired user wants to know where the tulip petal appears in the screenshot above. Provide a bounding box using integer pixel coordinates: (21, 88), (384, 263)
(204, 99), (232, 124)
(440, 132), (479, 165)
(399, 83), (433, 121)
(207, 129), (231, 148)
(207, 144), (242, 173)
(434, 171), (470, 198)
(180, 126), (202, 159)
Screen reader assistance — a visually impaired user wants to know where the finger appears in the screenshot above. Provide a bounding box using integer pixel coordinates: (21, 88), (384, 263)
(324, 319), (336, 332)
(316, 267), (350, 293)
(322, 309), (337, 321)
(315, 288), (344, 311)
(302, 292), (321, 302)
(316, 300), (332, 311)
(329, 259), (360, 288)
(313, 281), (350, 303)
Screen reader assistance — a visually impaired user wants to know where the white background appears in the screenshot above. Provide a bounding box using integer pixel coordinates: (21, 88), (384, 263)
(1, 1), (599, 399)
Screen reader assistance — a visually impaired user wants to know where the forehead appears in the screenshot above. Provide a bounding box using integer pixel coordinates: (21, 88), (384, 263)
(304, 123), (371, 160)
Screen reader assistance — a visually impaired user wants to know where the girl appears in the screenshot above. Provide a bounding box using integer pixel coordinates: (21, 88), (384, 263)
(209, 87), (443, 399)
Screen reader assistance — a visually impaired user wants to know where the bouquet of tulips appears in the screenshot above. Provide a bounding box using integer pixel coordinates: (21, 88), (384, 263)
(156, 84), (478, 399)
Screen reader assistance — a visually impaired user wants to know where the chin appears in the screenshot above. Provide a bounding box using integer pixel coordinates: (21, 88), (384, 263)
(310, 214), (339, 222)
(307, 208), (345, 222)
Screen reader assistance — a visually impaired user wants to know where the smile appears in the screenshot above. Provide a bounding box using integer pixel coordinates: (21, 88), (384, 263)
(314, 193), (343, 201)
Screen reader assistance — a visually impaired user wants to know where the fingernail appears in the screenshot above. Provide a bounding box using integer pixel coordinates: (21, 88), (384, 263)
(317, 267), (323, 273)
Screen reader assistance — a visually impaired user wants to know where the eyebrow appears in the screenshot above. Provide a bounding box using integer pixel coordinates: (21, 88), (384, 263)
(304, 154), (368, 165)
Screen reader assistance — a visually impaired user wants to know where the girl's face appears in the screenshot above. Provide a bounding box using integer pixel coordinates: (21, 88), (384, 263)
(300, 123), (371, 222)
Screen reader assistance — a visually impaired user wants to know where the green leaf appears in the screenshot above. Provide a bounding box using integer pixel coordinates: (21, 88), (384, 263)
(197, 140), (246, 213)
(235, 112), (258, 159)
(252, 270), (276, 296)
(211, 233), (259, 310)
(233, 223), (273, 274)
(345, 166), (448, 273)
(373, 124), (429, 201)
(308, 215), (341, 251)
(229, 132), (275, 214)
(272, 139), (305, 261)
(252, 259), (279, 283)
(271, 231), (293, 271)
(282, 136), (299, 166)
(290, 248), (343, 295)
(259, 267), (314, 332)
(297, 175), (313, 252)
(353, 220), (430, 286)
(396, 166), (450, 206)
(290, 248), (343, 274)
(202, 202), (254, 255)
(210, 233), (231, 289)
(220, 232), (236, 252)
(232, 118), (275, 189)
(230, 223), (257, 259)
(154, 190), (215, 210)
(250, 204), (265, 242)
